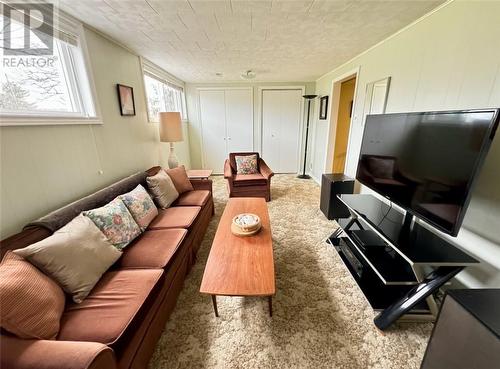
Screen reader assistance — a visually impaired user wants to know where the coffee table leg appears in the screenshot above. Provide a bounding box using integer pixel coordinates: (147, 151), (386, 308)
(268, 296), (273, 317)
(211, 295), (219, 317)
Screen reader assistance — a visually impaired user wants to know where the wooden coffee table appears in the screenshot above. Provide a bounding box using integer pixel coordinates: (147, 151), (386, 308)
(200, 197), (275, 316)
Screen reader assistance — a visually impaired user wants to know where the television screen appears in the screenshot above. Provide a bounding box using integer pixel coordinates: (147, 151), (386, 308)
(356, 109), (499, 236)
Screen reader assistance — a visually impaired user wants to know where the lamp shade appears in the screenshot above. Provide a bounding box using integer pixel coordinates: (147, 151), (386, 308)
(159, 112), (183, 142)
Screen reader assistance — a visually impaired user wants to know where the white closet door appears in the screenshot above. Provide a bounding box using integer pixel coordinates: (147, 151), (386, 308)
(225, 89), (253, 153)
(200, 90), (227, 173)
(262, 89), (302, 173)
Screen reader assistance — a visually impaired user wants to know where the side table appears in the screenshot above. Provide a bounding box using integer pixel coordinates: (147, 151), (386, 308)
(187, 169), (213, 180)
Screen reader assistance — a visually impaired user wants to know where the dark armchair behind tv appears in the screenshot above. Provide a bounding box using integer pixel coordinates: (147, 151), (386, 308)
(357, 108), (499, 236)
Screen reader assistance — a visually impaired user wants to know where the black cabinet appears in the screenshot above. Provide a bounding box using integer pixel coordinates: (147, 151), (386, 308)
(421, 289), (500, 369)
(320, 174), (354, 219)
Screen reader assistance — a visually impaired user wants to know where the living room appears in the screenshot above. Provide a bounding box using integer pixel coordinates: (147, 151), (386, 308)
(1, 1), (499, 369)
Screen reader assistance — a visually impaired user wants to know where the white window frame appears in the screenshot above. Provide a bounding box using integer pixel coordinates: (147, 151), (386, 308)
(141, 58), (187, 123)
(0, 6), (102, 126)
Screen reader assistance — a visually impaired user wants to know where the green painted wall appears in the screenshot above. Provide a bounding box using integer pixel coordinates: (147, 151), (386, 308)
(0, 27), (190, 238)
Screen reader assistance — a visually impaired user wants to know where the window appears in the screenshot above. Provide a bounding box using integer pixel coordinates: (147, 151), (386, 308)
(142, 59), (186, 123)
(0, 4), (98, 124)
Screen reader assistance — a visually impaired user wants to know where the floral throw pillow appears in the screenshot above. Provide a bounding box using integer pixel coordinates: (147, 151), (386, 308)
(120, 185), (158, 231)
(235, 154), (258, 174)
(84, 197), (141, 250)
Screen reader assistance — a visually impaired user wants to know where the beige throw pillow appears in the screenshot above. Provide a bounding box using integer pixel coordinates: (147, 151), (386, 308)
(146, 169), (179, 208)
(14, 214), (122, 303)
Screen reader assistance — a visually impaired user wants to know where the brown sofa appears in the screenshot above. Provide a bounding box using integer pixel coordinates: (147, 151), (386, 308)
(224, 152), (274, 201)
(0, 166), (214, 369)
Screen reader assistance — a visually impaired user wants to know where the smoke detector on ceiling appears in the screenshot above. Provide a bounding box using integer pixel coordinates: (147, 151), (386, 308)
(240, 70), (256, 80)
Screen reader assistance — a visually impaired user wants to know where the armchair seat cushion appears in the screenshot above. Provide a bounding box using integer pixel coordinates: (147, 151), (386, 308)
(58, 269), (163, 347)
(148, 207), (201, 230)
(173, 190), (210, 207)
(233, 173), (267, 187)
(119, 229), (187, 269)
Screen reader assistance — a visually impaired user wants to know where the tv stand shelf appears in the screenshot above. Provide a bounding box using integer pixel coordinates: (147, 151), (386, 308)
(340, 222), (418, 285)
(339, 195), (478, 265)
(328, 194), (479, 330)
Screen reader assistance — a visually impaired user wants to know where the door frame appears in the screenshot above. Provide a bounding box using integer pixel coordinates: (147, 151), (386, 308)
(197, 87), (254, 171)
(257, 86), (306, 174)
(323, 67), (361, 175)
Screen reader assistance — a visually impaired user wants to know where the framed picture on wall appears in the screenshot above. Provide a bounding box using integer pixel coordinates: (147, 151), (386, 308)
(117, 84), (136, 116)
(319, 95), (329, 120)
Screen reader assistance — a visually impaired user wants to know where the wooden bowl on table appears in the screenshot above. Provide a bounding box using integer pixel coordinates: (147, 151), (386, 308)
(231, 213), (261, 237)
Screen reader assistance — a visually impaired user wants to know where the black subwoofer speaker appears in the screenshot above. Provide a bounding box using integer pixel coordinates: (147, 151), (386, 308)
(421, 289), (500, 369)
(320, 174), (354, 219)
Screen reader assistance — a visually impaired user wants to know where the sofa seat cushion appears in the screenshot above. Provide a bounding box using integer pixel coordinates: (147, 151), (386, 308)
(148, 206), (201, 230)
(233, 173), (267, 187)
(57, 269), (163, 347)
(173, 190), (210, 207)
(119, 229), (187, 269)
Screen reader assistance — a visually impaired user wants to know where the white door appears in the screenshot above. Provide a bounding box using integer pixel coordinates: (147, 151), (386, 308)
(200, 90), (227, 173)
(225, 89), (253, 153)
(262, 89), (302, 173)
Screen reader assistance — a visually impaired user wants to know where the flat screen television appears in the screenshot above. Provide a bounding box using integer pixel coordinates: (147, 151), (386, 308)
(356, 109), (499, 236)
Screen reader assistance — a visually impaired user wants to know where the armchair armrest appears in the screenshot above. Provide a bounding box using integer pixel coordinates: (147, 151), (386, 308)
(224, 160), (233, 179)
(1, 335), (117, 369)
(259, 159), (274, 180)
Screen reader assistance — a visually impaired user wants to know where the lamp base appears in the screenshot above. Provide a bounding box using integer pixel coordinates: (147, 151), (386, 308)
(297, 174), (311, 179)
(167, 143), (179, 168)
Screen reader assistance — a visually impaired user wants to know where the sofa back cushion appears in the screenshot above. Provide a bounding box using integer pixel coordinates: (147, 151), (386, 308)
(25, 172), (148, 233)
(0, 252), (65, 339)
(15, 215), (122, 303)
(146, 170), (179, 209)
(119, 185), (158, 231)
(84, 198), (142, 250)
(166, 165), (194, 194)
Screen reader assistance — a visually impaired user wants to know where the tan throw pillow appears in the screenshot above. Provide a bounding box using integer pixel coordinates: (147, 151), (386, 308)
(146, 169), (179, 208)
(0, 251), (65, 339)
(15, 214), (122, 303)
(235, 154), (258, 174)
(166, 165), (194, 194)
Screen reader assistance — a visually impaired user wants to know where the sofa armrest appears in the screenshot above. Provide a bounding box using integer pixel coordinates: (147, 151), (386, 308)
(259, 159), (274, 180)
(1, 335), (117, 369)
(190, 179), (213, 192)
(224, 160), (233, 180)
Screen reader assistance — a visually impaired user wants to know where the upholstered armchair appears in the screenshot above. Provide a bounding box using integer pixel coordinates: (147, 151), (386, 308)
(224, 152), (274, 201)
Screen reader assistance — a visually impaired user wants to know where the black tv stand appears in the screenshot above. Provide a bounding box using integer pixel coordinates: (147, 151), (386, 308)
(327, 194), (478, 330)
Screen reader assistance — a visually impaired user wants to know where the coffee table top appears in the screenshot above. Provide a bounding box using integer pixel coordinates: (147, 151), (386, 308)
(200, 197), (275, 297)
(187, 169), (213, 179)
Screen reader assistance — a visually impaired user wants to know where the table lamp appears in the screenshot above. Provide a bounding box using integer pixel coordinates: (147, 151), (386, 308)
(159, 112), (183, 168)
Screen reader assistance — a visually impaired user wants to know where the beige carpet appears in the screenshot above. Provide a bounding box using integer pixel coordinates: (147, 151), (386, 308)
(149, 175), (432, 369)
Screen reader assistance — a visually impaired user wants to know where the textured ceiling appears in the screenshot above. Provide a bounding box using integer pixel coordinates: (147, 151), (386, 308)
(57, 0), (445, 82)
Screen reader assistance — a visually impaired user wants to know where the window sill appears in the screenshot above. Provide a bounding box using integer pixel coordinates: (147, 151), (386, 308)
(0, 116), (103, 127)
